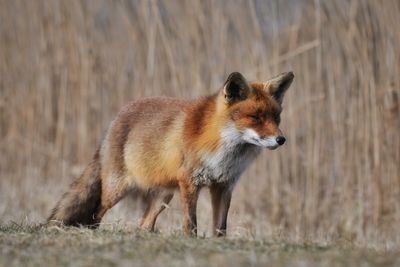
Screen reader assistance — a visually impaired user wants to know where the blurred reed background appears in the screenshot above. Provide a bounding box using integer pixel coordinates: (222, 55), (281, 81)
(0, 0), (399, 246)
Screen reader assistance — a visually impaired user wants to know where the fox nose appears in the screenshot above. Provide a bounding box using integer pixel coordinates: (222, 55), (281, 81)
(276, 136), (286, 146)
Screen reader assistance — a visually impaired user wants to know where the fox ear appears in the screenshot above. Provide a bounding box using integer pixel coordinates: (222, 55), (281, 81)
(264, 72), (294, 104)
(223, 72), (251, 104)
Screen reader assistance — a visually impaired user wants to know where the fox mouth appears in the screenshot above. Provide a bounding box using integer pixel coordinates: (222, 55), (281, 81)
(240, 128), (282, 149)
(255, 139), (280, 150)
(266, 144), (279, 150)
(244, 136), (280, 149)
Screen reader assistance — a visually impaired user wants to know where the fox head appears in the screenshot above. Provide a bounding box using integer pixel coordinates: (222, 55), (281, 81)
(220, 71), (294, 150)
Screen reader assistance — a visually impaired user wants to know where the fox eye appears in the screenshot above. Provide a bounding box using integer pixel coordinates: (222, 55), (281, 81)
(250, 115), (261, 124)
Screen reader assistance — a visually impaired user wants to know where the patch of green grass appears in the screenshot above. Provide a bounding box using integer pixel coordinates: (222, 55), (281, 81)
(0, 224), (399, 267)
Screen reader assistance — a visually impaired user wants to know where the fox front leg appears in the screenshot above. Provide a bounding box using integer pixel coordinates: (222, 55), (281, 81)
(210, 184), (232, 237)
(179, 178), (200, 236)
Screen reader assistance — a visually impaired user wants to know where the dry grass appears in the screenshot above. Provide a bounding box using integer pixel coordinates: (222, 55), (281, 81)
(1, 224), (400, 267)
(0, 0), (399, 250)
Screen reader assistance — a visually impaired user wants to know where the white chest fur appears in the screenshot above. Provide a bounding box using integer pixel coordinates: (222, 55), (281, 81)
(192, 125), (261, 187)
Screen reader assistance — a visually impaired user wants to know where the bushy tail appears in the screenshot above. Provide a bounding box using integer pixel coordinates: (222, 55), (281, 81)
(48, 150), (102, 228)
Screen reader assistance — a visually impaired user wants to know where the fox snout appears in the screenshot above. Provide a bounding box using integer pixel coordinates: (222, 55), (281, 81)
(276, 135), (286, 145)
(264, 135), (286, 150)
(261, 135), (286, 150)
(241, 128), (286, 149)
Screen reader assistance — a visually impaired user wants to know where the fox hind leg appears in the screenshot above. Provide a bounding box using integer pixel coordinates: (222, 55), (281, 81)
(94, 175), (133, 225)
(139, 190), (174, 231)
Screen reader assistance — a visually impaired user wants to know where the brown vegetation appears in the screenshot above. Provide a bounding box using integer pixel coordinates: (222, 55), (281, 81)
(2, 225), (400, 267)
(0, 0), (399, 247)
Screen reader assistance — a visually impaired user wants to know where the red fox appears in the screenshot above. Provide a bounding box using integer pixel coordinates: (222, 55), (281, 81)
(48, 71), (294, 236)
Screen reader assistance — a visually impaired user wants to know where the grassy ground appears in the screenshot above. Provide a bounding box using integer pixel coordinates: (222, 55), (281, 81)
(0, 224), (399, 267)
